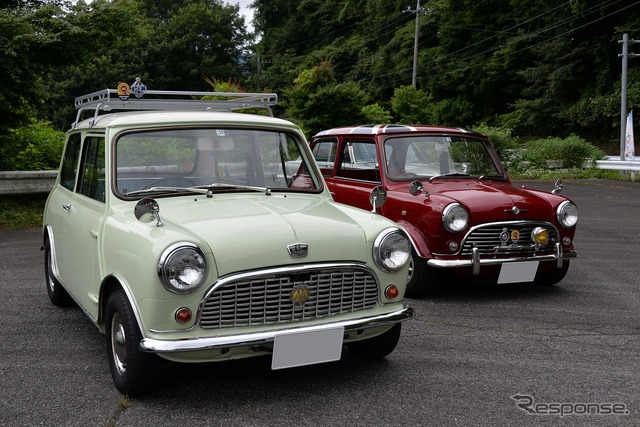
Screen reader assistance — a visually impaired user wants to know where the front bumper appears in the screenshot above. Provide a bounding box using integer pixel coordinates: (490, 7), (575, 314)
(139, 305), (414, 353)
(427, 243), (577, 275)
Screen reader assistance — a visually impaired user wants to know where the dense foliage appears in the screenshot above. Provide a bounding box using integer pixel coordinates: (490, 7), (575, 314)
(1, 0), (639, 170)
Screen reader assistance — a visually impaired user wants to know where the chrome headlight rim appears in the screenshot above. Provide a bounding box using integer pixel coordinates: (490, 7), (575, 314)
(442, 202), (469, 233)
(556, 200), (579, 228)
(373, 227), (411, 272)
(158, 242), (208, 294)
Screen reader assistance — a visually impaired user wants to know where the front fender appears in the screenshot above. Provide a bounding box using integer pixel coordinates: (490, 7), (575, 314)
(395, 219), (432, 259)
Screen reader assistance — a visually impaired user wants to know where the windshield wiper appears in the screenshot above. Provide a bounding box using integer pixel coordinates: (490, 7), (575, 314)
(196, 183), (272, 196)
(125, 186), (208, 196)
(428, 172), (471, 182)
(478, 174), (504, 181)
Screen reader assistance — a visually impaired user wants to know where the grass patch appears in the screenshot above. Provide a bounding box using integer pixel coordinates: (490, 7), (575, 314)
(508, 167), (636, 181)
(0, 194), (47, 230)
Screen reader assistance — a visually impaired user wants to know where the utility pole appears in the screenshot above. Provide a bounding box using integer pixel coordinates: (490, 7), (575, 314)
(406, 0), (426, 89)
(618, 34), (639, 160)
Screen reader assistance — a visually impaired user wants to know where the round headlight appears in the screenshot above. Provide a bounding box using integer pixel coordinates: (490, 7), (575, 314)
(158, 243), (207, 294)
(374, 228), (411, 272)
(442, 203), (469, 233)
(557, 201), (579, 228)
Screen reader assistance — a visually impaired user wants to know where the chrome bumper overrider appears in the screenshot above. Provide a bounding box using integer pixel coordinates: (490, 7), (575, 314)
(139, 305), (415, 353)
(427, 243), (577, 275)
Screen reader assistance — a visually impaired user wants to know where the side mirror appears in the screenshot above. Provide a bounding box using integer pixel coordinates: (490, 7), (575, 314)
(369, 186), (387, 213)
(409, 180), (427, 196)
(552, 179), (563, 194)
(135, 198), (164, 227)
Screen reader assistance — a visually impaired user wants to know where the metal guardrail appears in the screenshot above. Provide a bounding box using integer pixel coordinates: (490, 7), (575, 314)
(595, 159), (640, 172)
(1, 157), (638, 195)
(0, 171), (57, 195)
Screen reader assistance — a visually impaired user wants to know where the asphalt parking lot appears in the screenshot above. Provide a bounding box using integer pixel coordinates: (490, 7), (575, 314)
(0, 179), (638, 426)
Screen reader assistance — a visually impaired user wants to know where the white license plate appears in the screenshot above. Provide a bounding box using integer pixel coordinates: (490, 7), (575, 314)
(271, 326), (344, 370)
(497, 261), (539, 284)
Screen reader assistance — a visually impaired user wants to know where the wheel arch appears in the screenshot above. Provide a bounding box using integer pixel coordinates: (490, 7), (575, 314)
(42, 225), (63, 284)
(98, 274), (144, 336)
(395, 219), (431, 259)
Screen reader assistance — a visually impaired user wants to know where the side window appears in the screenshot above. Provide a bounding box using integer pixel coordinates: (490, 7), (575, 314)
(336, 141), (380, 182)
(78, 136), (106, 202)
(311, 140), (337, 176)
(60, 133), (82, 191)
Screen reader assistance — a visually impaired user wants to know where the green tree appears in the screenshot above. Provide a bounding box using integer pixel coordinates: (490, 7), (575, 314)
(284, 61), (368, 136)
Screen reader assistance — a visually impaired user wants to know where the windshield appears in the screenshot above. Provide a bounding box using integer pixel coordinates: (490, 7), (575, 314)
(115, 128), (318, 197)
(383, 135), (503, 180)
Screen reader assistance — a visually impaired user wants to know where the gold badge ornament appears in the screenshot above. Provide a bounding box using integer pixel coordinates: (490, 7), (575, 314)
(290, 283), (311, 306)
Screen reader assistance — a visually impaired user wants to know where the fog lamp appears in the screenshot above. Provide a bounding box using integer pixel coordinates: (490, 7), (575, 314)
(563, 237), (572, 246)
(448, 241), (459, 252)
(531, 227), (549, 245)
(175, 307), (192, 324)
(385, 285), (399, 299)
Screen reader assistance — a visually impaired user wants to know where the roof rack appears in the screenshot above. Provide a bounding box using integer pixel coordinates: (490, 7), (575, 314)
(72, 79), (278, 128)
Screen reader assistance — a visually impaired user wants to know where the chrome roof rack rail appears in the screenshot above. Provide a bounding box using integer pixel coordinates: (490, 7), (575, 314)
(72, 79), (278, 128)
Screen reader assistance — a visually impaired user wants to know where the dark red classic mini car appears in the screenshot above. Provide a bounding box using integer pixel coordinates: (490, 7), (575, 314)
(310, 125), (578, 297)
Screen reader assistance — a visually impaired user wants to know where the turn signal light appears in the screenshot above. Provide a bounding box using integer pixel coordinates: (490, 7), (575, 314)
(385, 285), (399, 299)
(175, 307), (192, 324)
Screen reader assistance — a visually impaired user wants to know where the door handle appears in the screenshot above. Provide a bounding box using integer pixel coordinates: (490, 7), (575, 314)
(62, 203), (72, 210)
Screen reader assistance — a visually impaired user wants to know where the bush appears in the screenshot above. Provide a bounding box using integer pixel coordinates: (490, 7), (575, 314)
(521, 134), (605, 169)
(0, 121), (65, 171)
(472, 124), (519, 158)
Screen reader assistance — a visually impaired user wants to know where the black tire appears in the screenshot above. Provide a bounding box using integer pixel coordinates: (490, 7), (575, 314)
(44, 241), (72, 306)
(346, 323), (402, 359)
(405, 251), (432, 298)
(105, 290), (158, 396)
(535, 260), (570, 287)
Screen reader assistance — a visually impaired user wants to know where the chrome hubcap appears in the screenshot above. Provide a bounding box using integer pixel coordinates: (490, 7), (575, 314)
(47, 249), (56, 293)
(111, 313), (127, 376)
(407, 257), (414, 282)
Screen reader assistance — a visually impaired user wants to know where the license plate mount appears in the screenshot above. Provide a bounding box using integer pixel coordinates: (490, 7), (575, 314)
(271, 326), (344, 370)
(497, 261), (539, 284)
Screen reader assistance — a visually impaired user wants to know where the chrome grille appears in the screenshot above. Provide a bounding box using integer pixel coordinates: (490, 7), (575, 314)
(199, 267), (379, 329)
(461, 221), (558, 256)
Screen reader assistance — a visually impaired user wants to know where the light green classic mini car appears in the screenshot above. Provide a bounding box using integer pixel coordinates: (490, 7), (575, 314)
(42, 80), (414, 395)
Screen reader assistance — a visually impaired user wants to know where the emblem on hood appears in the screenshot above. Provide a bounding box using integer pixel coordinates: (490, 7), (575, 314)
(287, 243), (308, 258)
(505, 206), (526, 215)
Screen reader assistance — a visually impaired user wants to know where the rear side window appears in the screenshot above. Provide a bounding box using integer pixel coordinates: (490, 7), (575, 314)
(60, 133), (82, 191)
(311, 139), (337, 177)
(78, 136), (106, 202)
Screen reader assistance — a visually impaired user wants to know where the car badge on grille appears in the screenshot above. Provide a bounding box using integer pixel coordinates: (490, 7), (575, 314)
(500, 228), (510, 245)
(290, 283), (311, 306)
(500, 228), (520, 245)
(287, 243), (308, 258)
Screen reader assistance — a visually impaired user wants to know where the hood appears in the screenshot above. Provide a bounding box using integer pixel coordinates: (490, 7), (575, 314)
(429, 180), (554, 223)
(156, 194), (368, 277)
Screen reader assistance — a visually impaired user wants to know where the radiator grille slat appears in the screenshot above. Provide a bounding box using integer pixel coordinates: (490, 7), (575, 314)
(200, 269), (379, 329)
(461, 222), (558, 256)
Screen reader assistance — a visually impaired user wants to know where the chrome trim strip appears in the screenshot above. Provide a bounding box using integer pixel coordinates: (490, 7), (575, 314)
(427, 251), (577, 269)
(139, 305), (414, 353)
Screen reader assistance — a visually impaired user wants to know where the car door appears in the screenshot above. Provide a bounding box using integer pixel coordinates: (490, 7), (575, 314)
(52, 134), (106, 320)
(325, 139), (381, 212)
